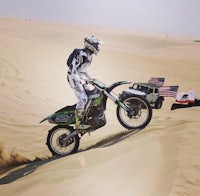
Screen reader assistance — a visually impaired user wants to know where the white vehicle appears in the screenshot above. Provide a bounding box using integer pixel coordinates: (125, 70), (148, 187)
(120, 82), (164, 109)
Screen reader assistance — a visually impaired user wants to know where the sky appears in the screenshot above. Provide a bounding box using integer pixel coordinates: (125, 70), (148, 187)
(0, 0), (200, 38)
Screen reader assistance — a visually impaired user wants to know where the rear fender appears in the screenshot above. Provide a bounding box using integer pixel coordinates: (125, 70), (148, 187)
(40, 105), (76, 124)
(39, 113), (58, 124)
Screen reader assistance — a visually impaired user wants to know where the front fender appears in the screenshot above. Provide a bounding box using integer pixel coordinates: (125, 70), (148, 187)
(122, 89), (146, 96)
(106, 81), (131, 93)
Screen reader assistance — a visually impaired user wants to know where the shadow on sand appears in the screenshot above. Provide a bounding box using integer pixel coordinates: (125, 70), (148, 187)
(0, 156), (59, 185)
(0, 129), (141, 185)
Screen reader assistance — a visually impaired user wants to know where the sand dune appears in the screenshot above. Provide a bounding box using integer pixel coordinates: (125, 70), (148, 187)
(0, 17), (200, 195)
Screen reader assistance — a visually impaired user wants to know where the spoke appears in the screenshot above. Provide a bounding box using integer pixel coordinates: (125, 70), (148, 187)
(119, 97), (150, 128)
(50, 128), (76, 155)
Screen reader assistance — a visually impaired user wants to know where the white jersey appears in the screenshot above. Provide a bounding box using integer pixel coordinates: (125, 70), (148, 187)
(67, 48), (92, 85)
(67, 48), (93, 109)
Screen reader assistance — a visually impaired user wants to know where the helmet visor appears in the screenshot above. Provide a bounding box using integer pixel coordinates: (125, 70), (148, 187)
(92, 42), (100, 51)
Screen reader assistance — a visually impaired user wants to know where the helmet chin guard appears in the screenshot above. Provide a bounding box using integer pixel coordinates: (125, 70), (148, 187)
(84, 36), (104, 55)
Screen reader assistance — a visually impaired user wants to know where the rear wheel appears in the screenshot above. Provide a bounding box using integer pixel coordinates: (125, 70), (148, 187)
(116, 95), (152, 129)
(46, 125), (79, 156)
(155, 97), (163, 109)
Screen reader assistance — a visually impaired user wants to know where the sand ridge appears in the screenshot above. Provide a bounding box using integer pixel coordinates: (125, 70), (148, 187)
(0, 17), (200, 195)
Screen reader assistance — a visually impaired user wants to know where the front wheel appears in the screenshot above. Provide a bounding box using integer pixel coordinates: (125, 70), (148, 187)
(46, 125), (80, 156)
(116, 95), (152, 129)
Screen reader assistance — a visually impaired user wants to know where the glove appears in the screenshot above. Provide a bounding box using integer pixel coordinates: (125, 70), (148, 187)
(84, 79), (91, 84)
(79, 79), (86, 85)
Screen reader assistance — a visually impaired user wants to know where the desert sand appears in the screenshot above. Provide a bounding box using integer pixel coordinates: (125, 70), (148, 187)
(0, 17), (200, 196)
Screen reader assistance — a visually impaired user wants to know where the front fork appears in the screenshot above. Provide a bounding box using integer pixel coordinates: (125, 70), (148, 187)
(103, 90), (130, 111)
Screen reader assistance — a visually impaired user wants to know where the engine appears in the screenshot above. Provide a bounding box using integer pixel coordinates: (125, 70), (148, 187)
(86, 106), (106, 131)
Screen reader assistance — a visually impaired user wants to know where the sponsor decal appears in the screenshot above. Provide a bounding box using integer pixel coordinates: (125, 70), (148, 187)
(89, 93), (101, 99)
(55, 114), (73, 122)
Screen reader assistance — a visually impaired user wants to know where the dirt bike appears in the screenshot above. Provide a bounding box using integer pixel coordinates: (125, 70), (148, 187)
(40, 79), (152, 156)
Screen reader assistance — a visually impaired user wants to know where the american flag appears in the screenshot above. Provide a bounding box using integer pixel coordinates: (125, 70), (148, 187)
(159, 86), (179, 97)
(148, 77), (165, 87)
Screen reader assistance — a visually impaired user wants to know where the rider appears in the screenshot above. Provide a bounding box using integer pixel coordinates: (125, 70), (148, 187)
(67, 35), (103, 129)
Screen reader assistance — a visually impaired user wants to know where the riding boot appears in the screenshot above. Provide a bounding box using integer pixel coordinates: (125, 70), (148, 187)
(75, 109), (90, 130)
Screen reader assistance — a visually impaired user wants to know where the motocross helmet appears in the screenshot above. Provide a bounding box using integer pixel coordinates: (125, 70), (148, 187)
(84, 36), (103, 55)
